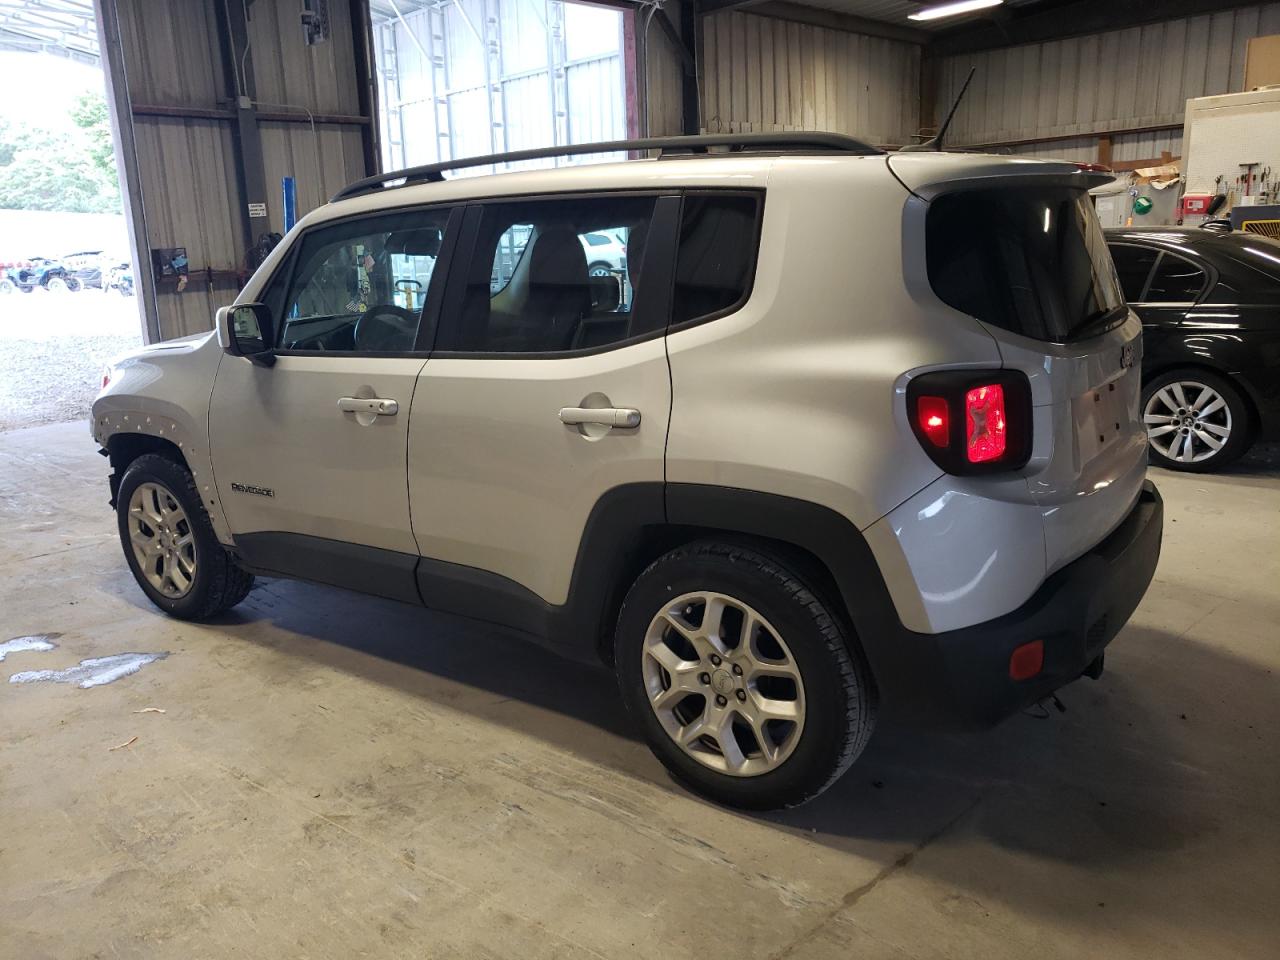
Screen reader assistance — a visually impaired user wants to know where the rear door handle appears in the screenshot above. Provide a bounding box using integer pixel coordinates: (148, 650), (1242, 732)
(559, 406), (641, 428)
(338, 397), (399, 416)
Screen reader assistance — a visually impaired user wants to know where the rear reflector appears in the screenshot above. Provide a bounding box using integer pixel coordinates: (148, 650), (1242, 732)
(915, 396), (950, 448)
(965, 383), (1007, 463)
(1009, 640), (1044, 681)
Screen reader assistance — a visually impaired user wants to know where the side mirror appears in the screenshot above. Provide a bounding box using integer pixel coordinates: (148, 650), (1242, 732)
(216, 303), (275, 367)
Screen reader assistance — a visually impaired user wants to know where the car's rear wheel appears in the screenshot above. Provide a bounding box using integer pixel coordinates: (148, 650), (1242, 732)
(44, 276), (67, 292)
(1142, 369), (1251, 472)
(587, 261), (613, 277)
(615, 541), (875, 809)
(116, 454), (254, 620)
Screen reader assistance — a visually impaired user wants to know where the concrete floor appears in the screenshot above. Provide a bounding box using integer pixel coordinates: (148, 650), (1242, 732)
(2, 421), (1277, 960)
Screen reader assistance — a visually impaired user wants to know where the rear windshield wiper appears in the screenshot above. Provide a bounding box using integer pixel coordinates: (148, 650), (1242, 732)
(1070, 304), (1127, 340)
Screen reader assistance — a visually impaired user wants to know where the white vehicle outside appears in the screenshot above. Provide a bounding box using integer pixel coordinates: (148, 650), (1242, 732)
(91, 134), (1163, 809)
(579, 230), (627, 276)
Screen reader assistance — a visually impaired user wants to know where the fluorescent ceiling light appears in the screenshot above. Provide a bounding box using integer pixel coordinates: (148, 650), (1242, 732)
(909, 0), (1004, 22)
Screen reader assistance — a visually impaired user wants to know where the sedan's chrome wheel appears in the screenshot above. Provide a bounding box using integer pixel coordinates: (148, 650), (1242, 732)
(642, 592), (805, 777)
(127, 482), (196, 598)
(1143, 380), (1232, 464)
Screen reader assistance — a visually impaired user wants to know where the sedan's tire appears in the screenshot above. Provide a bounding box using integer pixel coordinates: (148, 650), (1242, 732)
(1142, 368), (1252, 472)
(615, 540), (876, 810)
(116, 454), (254, 620)
(587, 261), (613, 277)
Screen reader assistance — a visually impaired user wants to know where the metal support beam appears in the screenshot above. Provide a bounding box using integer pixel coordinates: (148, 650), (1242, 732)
(956, 121), (1183, 152)
(698, 0), (768, 15)
(678, 0), (700, 135)
(214, 0), (269, 251)
(94, 0), (159, 345)
(655, 8), (694, 75)
(130, 103), (371, 125)
(349, 0), (382, 177)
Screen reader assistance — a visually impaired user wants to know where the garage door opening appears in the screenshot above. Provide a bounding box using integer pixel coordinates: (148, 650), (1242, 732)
(370, 0), (632, 174)
(0, 0), (140, 433)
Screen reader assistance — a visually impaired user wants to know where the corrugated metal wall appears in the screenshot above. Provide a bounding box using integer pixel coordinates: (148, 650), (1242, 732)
(700, 10), (920, 146)
(933, 3), (1280, 148)
(114, 0), (371, 340)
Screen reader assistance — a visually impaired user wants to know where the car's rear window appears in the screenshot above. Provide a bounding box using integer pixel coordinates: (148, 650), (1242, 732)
(927, 186), (1125, 342)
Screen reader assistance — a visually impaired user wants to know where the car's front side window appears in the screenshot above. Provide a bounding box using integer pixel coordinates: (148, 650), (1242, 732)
(275, 207), (453, 353)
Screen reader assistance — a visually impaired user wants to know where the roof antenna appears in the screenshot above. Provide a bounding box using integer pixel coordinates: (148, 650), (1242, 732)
(902, 67), (975, 153)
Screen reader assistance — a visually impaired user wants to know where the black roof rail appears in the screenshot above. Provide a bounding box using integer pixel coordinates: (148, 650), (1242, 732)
(330, 132), (881, 202)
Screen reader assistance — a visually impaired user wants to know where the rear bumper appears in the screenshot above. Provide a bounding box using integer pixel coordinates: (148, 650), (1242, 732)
(876, 480), (1163, 727)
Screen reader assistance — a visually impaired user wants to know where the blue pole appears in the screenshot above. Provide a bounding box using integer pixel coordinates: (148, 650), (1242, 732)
(282, 177), (297, 232)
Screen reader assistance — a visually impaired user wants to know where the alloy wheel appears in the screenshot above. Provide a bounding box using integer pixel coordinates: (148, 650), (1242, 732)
(641, 591), (805, 777)
(127, 482), (197, 598)
(1144, 380), (1232, 464)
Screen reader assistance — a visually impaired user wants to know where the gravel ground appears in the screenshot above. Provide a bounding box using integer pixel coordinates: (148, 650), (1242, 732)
(0, 289), (142, 432)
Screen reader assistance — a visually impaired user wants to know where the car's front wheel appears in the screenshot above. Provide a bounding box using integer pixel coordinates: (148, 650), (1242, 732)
(116, 454), (254, 620)
(615, 541), (876, 809)
(1142, 369), (1251, 472)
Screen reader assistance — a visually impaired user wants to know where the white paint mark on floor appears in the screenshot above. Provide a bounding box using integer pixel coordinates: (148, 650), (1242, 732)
(10, 652), (169, 688)
(0, 634), (60, 661)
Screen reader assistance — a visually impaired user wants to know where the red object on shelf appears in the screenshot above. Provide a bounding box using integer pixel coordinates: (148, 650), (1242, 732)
(1180, 194), (1212, 218)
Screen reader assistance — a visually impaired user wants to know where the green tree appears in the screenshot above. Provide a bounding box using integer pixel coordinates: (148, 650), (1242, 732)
(0, 90), (121, 214)
(71, 90), (117, 185)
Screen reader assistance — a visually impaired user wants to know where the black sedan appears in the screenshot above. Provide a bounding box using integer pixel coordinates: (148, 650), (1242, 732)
(1105, 227), (1280, 471)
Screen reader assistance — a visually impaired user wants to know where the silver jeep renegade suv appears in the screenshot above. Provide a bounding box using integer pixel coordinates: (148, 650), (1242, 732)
(92, 134), (1162, 809)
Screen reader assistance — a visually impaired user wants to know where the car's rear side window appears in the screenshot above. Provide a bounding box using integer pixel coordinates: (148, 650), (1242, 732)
(672, 193), (760, 325)
(1143, 251), (1207, 303)
(1108, 243), (1160, 302)
(928, 186), (1125, 342)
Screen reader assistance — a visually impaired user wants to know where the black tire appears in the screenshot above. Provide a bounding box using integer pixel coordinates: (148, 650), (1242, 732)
(1142, 368), (1252, 472)
(615, 540), (876, 810)
(116, 454), (254, 620)
(587, 261), (613, 277)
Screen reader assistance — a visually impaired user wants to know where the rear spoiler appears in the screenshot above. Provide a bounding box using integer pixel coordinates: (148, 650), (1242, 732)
(888, 152), (1115, 200)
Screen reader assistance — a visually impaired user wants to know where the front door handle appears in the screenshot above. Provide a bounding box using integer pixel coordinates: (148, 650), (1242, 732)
(559, 406), (641, 428)
(338, 396), (399, 416)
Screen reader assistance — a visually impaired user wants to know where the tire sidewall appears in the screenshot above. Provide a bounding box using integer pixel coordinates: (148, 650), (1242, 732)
(1143, 369), (1250, 472)
(116, 455), (223, 618)
(616, 547), (861, 809)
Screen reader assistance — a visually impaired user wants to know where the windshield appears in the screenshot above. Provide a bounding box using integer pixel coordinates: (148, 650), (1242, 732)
(927, 186), (1126, 342)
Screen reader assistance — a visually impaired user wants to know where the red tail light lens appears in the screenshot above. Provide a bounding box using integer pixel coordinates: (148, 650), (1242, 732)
(906, 370), (1031, 475)
(965, 383), (1007, 462)
(916, 396), (950, 448)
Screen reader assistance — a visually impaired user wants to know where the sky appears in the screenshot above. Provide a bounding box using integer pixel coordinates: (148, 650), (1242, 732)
(0, 52), (105, 128)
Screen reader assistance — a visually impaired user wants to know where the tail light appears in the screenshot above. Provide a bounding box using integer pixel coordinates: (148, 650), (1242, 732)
(908, 370), (1031, 474)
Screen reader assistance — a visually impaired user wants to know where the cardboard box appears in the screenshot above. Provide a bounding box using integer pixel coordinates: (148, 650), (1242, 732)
(1244, 35), (1280, 91)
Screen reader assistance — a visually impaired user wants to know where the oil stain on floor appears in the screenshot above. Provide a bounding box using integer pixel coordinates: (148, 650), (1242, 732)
(10, 652), (169, 688)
